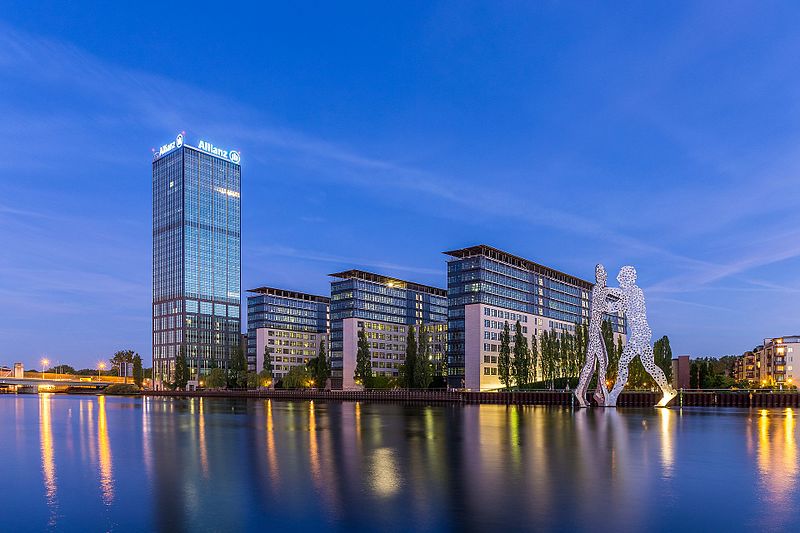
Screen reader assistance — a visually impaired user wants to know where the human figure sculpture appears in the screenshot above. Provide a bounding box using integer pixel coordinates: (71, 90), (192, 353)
(574, 264), (613, 408)
(605, 266), (677, 407)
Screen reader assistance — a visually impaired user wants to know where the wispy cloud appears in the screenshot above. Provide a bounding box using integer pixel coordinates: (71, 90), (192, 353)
(252, 245), (442, 277)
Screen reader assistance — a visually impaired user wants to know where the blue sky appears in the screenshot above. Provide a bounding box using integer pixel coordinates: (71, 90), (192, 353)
(2, 2), (800, 369)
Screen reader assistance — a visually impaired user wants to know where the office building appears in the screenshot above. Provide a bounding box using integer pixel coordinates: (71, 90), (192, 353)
(152, 133), (242, 387)
(246, 287), (330, 379)
(444, 245), (626, 390)
(329, 270), (447, 389)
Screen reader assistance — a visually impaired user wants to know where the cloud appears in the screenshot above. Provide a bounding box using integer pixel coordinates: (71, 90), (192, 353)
(251, 245), (442, 277)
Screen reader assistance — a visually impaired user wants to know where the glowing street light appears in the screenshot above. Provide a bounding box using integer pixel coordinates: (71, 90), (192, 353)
(41, 358), (49, 379)
(97, 361), (106, 379)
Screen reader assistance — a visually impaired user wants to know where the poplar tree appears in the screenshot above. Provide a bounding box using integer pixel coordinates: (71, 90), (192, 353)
(174, 345), (189, 390)
(530, 335), (539, 383)
(310, 339), (330, 388)
(132, 354), (144, 388)
(512, 320), (530, 388)
(402, 325), (418, 388)
(498, 321), (512, 389)
(602, 319), (619, 381)
(355, 326), (373, 388)
(262, 345), (273, 379)
(415, 326), (433, 389)
(654, 336), (673, 382)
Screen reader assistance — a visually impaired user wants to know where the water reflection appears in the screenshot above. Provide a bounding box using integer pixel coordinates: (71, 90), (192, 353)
(3, 397), (799, 531)
(754, 408), (797, 529)
(39, 393), (58, 527)
(97, 395), (114, 505)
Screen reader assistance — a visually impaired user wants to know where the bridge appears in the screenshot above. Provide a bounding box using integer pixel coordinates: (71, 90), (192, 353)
(0, 377), (114, 392)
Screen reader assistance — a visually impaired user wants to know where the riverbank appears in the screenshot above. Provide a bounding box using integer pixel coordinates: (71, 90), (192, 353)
(144, 388), (800, 407)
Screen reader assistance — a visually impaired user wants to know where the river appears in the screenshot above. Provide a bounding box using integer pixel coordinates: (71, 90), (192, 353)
(1, 394), (797, 532)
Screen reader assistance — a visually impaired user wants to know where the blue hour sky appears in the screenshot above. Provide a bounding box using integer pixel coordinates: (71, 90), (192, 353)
(2, 2), (800, 369)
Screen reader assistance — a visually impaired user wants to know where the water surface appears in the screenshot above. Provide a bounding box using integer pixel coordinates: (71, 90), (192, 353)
(1, 394), (797, 532)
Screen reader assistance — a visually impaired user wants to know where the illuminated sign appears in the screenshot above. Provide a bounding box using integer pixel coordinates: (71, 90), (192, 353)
(158, 133), (184, 156)
(154, 134), (240, 165)
(197, 140), (241, 165)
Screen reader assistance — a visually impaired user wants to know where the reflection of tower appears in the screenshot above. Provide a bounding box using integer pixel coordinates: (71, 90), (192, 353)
(39, 393), (58, 527)
(97, 396), (114, 505)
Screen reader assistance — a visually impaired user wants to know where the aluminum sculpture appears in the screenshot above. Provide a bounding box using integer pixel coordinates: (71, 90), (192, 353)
(574, 264), (612, 407)
(575, 265), (677, 408)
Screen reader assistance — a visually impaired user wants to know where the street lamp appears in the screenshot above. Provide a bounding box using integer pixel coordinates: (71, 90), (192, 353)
(41, 358), (49, 380)
(97, 361), (106, 379)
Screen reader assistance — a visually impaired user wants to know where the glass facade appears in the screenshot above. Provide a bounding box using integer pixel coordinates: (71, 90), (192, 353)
(329, 270), (447, 388)
(246, 288), (330, 371)
(152, 137), (241, 385)
(445, 245), (625, 388)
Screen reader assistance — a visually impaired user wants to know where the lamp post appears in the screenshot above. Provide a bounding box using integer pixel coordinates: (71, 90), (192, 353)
(41, 358), (49, 380)
(98, 361), (106, 380)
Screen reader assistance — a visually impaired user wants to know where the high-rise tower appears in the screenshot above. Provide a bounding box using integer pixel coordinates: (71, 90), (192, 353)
(152, 133), (241, 387)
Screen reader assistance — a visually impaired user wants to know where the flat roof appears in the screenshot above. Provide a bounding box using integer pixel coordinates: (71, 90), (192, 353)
(247, 286), (330, 304)
(443, 244), (593, 289)
(329, 269), (447, 298)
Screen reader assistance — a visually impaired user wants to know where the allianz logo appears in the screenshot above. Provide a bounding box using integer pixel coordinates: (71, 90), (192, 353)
(158, 133), (184, 156)
(198, 140), (240, 164)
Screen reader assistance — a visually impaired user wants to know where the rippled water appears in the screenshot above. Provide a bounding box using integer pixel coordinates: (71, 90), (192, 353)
(1, 394), (797, 532)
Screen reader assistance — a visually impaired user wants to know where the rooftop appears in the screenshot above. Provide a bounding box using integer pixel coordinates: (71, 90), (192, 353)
(443, 244), (593, 289)
(247, 286), (330, 304)
(329, 269), (447, 298)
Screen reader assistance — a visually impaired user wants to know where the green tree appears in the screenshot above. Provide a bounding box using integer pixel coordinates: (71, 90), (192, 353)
(498, 321), (512, 389)
(246, 372), (261, 389)
(174, 345), (189, 390)
(132, 354), (143, 388)
(540, 330), (554, 387)
(355, 326), (373, 388)
(261, 345), (274, 382)
(283, 365), (312, 389)
(530, 335), (539, 383)
(654, 336), (673, 382)
(109, 350), (136, 374)
(205, 367), (226, 388)
(401, 325), (418, 388)
(48, 364), (76, 375)
(227, 344), (248, 388)
(601, 319), (619, 382)
(512, 320), (530, 388)
(415, 326), (433, 389)
(308, 339), (330, 388)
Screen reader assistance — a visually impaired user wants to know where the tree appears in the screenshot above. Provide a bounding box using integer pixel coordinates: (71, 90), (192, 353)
(246, 372), (261, 389)
(530, 335), (539, 383)
(401, 325), (418, 388)
(540, 330), (554, 387)
(654, 336), (673, 382)
(601, 319), (618, 382)
(355, 325), (373, 388)
(48, 364), (76, 375)
(498, 321), (512, 389)
(110, 350), (136, 374)
(308, 340), (330, 388)
(415, 326), (433, 389)
(205, 368), (226, 388)
(283, 365), (312, 389)
(174, 345), (189, 390)
(132, 354), (143, 388)
(512, 320), (530, 388)
(228, 344), (248, 388)
(261, 345), (274, 382)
